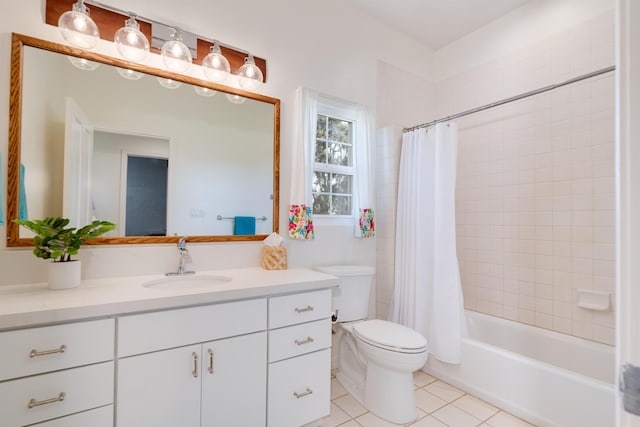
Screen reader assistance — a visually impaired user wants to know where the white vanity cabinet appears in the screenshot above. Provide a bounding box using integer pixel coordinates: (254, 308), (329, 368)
(116, 298), (267, 427)
(0, 319), (115, 427)
(267, 289), (332, 427)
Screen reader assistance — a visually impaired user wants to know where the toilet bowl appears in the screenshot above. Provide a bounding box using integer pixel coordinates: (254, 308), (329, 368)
(315, 265), (428, 424)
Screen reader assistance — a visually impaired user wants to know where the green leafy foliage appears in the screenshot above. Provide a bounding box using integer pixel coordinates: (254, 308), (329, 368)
(14, 217), (116, 262)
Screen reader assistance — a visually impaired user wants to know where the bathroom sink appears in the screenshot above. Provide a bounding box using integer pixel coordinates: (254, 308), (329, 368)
(142, 274), (232, 290)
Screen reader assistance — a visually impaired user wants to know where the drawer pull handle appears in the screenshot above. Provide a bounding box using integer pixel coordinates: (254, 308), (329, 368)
(28, 392), (65, 408)
(294, 305), (314, 313)
(29, 345), (66, 358)
(293, 388), (313, 399)
(295, 336), (315, 346)
(208, 348), (214, 374)
(192, 352), (198, 378)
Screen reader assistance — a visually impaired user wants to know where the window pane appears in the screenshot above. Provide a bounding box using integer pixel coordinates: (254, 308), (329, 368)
(331, 195), (352, 215)
(331, 173), (352, 194)
(328, 117), (351, 143)
(328, 142), (352, 166)
(315, 140), (327, 163)
(312, 172), (330, 193)
(313, 194), (330, 215)
(316, 115), (327, 138)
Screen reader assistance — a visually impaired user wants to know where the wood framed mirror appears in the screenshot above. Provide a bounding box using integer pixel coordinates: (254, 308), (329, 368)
(7, 33), (280, 246)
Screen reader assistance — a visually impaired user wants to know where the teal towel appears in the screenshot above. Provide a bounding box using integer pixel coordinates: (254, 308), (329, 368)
(0, 153), (4, 225)
(234, 216), (256, 235)
(19, 163), (28, 220)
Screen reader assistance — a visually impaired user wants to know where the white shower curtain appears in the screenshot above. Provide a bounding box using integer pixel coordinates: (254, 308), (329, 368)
(389, 123), (464, 364)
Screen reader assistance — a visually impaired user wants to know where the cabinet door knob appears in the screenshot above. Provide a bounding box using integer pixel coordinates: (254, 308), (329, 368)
(293, 388), (313, 399)
(28, 392), (65, 408)
(192, 352), (198, 378)
(294, 336), (314, 346)
(208, 348), (214, 374)
(294, 305), (314, 313)
(29, 345), (66, 358)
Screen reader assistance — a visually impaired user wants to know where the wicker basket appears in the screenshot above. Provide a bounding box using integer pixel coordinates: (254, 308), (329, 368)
(262, 246), (287, 270)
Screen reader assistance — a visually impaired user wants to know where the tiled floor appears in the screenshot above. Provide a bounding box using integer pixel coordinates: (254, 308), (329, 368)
(320, 371), (535, 427)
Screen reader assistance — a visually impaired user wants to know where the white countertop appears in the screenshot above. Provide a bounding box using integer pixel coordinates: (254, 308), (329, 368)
(0, 268), (339, 330)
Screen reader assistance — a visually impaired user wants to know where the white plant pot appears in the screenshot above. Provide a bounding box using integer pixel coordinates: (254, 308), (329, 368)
(47, 260), (82, 290)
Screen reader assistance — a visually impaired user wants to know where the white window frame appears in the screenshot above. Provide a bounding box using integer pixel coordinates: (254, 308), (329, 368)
(312, 100), (358, 225)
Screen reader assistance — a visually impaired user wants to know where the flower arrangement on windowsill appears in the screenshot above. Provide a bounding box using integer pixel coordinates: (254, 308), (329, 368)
(14, 217), (115, 290)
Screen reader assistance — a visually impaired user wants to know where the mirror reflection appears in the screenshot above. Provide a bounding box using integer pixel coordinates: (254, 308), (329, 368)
(15, 42), (278, 242)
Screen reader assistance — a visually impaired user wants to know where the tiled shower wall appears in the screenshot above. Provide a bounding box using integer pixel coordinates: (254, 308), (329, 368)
(444, 11), (615, 345)
(375, 11), (615, 345)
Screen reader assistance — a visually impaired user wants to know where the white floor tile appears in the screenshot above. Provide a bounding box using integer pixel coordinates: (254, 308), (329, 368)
(485, 411), (536, 427)
(408, 415), (447, 427)
(331, 378), (349, 399)
(432, 405), (483, 427)
(414, 389), (447, 414)
(356, 412), (402, 426)
(423, 381), (465, 402)
(339, 421), (361, 427)
(413, 370), (437, 388)
(452, 394), (500, 421)
(320, 402), (352, 427)
(334, 394), (368, 418)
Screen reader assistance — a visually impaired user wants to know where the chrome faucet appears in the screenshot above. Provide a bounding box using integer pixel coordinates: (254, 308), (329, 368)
(167, 236), (195, 276)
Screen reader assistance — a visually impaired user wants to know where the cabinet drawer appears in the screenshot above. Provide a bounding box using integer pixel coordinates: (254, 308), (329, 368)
(118, 298), (266, 357)
(267, 349), (331, 427)
(0, 319), (114, 381)
(31, 405), (113, 427)
(269, 289), (331, 329)
(268, 318), (331, 362)
(0, 362), (114, 427)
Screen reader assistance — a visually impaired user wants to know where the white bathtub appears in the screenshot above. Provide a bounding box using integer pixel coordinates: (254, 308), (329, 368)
(424, 310), (615, 427)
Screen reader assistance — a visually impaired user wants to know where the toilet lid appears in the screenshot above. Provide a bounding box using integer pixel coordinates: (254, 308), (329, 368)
(353, 319), (427, 353)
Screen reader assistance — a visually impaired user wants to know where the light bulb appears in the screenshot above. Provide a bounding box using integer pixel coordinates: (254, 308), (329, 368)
(161, 30), (192, 73)
(67, 55), (100, 71)
(202, 42), (230, 83)
(226, 93), (246, 104)
(58, 0), (100, 49)
(157, 77), (182, 89)
(237, 54), (263, 91)
(194, 86), (216, 97)
(117, 67), (144, 80)
(114, 15), (150, 62)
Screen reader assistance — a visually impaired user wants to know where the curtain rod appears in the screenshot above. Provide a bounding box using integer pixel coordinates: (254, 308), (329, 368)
(403, 65), (616, 133)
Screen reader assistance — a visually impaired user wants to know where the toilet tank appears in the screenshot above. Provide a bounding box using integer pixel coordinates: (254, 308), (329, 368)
(314, 265), (375, 322)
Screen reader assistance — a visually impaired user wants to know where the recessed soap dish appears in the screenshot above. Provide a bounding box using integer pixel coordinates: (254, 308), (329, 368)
(577, 289), (611, 311)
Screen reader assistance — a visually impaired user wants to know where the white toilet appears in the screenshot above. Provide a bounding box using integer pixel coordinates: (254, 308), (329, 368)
(315, 265), (428, 424)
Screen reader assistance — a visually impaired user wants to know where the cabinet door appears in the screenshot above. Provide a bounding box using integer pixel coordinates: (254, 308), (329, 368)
(201, 332), (267, 427)
(117, 345), (201, 427)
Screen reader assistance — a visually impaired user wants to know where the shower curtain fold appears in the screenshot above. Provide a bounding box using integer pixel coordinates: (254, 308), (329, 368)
(389, 123), (464, 364)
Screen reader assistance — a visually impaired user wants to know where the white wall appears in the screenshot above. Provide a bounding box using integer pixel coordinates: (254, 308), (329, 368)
(0, 0), (434, 285)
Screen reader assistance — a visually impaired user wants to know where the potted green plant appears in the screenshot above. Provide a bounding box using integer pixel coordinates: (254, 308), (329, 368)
(14, 217), (115, 290)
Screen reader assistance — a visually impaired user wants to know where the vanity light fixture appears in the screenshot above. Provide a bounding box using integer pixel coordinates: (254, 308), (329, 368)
(67, 55), (100, 70)
(58, 0), (100, 49)
(116, 67), (144, 80)
(157, 77), (182, 89)
(237, 53), (264, 91)
(194, 86), (217, 97)
(114, 14), (150, 63)
(202, 41), (230, 83)
(225, 93), (246, 104)
(161, 28), (192, 73)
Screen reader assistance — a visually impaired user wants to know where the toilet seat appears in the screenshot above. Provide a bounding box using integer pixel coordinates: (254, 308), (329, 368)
(352, 319), (427, 354)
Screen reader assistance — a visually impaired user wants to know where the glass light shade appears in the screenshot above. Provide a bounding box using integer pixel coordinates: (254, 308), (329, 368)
(194, 86), (217, 97)
(226, 93), (246, 104)
(67, 55), (100, 71)
(58, 1), (100, 49)
(117, 67), (144, 80)
(114, 16), (150, 62)
(161, 31), (192, 73)
(157, 77), (182, 89)
(237, 54), (263, 91)
(202, 42), (230, 83)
